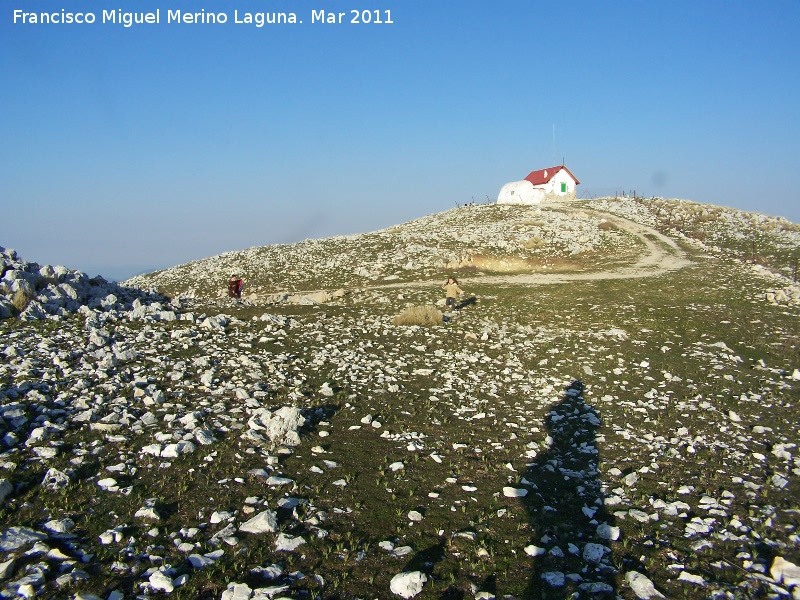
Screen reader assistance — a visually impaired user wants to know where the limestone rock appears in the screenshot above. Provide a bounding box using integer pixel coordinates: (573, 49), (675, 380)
(238, 510), (278, 534)
(390, 571), (427, 598)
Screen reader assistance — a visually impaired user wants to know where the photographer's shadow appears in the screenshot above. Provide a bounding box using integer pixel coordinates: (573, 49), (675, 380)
(519, 380), (617, 599)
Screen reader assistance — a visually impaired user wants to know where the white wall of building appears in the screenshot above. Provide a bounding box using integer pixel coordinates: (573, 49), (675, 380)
(497, 180), (545, 204)
(545, 168), (577, 196)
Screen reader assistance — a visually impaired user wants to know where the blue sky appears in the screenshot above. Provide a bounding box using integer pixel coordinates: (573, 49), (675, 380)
(2, 0), (798, 280)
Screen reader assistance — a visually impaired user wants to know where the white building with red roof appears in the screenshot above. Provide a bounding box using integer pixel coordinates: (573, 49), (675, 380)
(497, 165), (580, 204)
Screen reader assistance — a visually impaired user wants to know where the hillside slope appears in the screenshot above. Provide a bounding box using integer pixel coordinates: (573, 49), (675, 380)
(1, 197), (799, 600)
(125, 198), (800, 302)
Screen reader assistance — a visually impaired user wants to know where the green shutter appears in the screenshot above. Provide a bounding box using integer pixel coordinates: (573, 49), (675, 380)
(561, 182), (567, 193)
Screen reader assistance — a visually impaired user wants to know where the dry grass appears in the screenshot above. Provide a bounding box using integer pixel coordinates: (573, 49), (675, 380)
(391, 305), (443, 326)
(521, 237), (546, 249)
(598, 220), (620, 232)
(11, 288), (33, 312)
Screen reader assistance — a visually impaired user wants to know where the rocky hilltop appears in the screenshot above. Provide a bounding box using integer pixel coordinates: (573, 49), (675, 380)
(125, 198), (800, 306)
(1, 197), (800, 600)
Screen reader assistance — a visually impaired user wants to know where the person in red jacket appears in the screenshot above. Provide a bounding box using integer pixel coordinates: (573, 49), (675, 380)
(228, 275), (243, 299)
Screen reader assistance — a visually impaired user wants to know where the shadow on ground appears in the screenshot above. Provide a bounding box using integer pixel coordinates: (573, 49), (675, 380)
(455, 296), (477, 310)
(520, 380), (618, 599)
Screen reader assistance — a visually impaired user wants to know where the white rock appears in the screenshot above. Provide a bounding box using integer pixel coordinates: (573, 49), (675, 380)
(771, 556), (800, 588)
(623, 472), (639, 486)
(502, 487), (528, 498)
(134, 507), (160, 521)
(210, 511), (232, 524)
(43, 518), (74, 534)
(625, 571), (665, 599)
(389, 462), (404, 472)
(677, 571), (705, 586)
(629, 509), (653, 523)
(266, 476), (293, 486)
(408, 510), (424, 522)
(274, 533), (305, 551)
(97, 478), (118, 491)
(389, 571), (427, 598)
(188, 554), (216, 568)
(524, 545), (546, 557)
(220, 583), (252, 600)
(596, 523), (620, 541)
(772, 474), (790, 489)
(149, 570), (175, 592)
(161, 440), (196, 458)
(247, 406), (305, 447)
(42, 468), (71, 490)
(392, 546), (413, 557)
(582, 543), (609, 564)
(17, 584), (36, 598)
(239, 510), (278, 534)
(0, 556), (16, 579)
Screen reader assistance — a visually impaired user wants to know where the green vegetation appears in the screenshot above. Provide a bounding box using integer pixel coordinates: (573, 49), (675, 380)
(1, 199), (799, 599)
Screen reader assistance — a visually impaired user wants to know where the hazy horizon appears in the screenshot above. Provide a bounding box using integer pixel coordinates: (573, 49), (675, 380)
(3, 1), (798, 279)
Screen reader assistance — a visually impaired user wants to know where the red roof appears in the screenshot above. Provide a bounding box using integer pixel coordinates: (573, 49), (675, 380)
(524, 165), (580, 186)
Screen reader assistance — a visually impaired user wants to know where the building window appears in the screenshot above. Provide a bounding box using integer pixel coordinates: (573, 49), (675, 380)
(561, 182), (567, 193)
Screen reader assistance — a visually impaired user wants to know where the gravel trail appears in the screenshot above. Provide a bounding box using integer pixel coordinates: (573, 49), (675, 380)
(367, 207), (692, 292)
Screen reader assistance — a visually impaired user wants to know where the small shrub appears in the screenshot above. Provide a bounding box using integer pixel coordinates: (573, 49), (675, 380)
(11, 287), (34, 312)
(521, 220), (545, 227)
(598, 221), (619, 232)
(521, 237), (545, 249)
(392, 305), (443, 326)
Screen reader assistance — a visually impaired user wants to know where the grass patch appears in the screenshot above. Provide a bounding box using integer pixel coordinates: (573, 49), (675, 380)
(392, 305), (444, 326)
(520, 237), (545, 249)
(11, 287), (33, 312)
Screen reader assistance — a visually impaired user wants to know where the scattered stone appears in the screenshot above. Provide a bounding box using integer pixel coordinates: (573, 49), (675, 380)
(677, 571), (706, 586)
(582, 543), (609, 564)
(239, 510), (278, 535)
(625, 571), (665, 599)
(524, 545), (546, 557)
(771, 556), (800, 588)
(274, 533), (305, 552)
(246, 406), (305, 447)
(390, 571), (427, 598)
(596, 523), (620, 541)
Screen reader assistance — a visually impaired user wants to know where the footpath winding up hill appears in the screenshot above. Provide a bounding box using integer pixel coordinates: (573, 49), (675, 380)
(1, 197), (800, 600)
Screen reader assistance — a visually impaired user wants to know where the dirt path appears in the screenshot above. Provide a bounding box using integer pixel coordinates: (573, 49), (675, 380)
(252, 208), (693, 303)
(372, 208), (692, 291)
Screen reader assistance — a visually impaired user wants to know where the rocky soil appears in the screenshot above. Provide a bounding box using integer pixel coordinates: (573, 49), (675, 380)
(1, 197), (799, 600)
